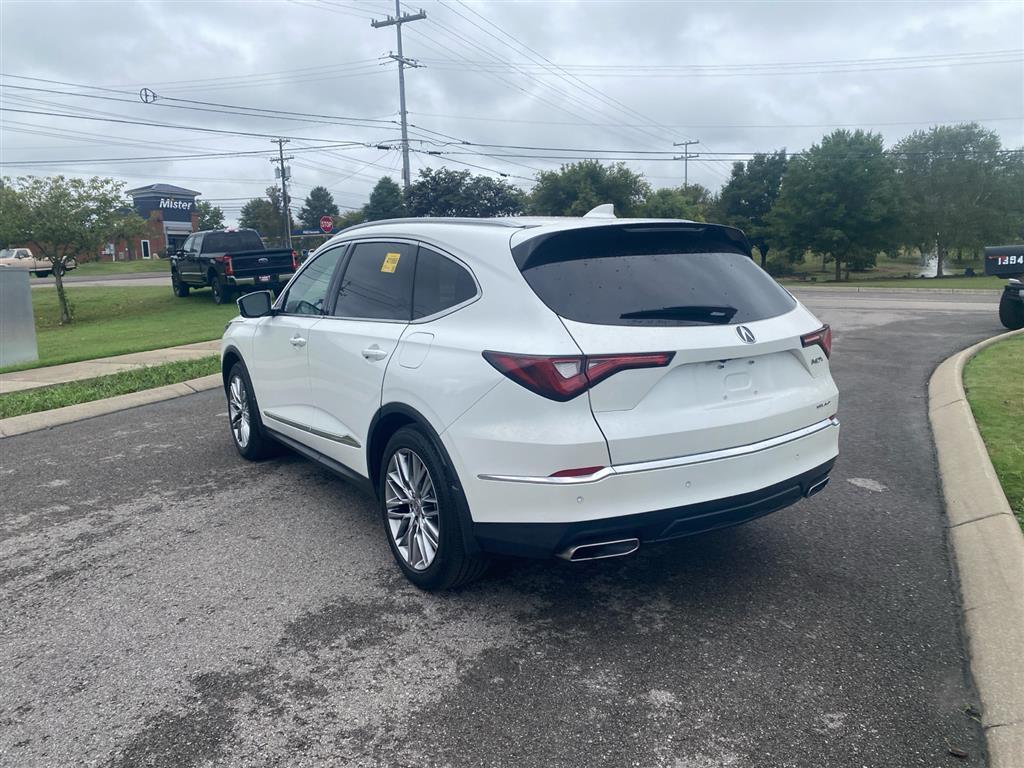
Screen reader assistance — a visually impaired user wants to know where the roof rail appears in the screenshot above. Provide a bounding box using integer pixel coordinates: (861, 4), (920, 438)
(583, 204), (616, 219)
(333, 217), (532, 235)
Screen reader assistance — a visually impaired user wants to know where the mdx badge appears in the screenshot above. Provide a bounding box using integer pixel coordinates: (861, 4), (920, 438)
(736, 325), (756, 344)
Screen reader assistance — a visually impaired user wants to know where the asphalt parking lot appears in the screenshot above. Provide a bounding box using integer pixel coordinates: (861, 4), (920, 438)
(0, 289), (1005, 767)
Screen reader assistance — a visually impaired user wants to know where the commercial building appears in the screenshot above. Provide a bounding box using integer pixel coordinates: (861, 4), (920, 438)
(111, 184), (201, 260)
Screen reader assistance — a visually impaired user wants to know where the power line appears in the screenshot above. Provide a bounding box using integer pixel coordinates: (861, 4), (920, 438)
(0, 105), (388, 144)
(407, 111), (1024, 129)
(0, 80), (405, 133)
(430, 1), (726, 181)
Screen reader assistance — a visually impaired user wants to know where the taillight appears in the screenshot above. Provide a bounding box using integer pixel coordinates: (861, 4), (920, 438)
(223, 254), (233, 276)
(801, 324), (832, 358)
(291, 250), (299, 270)
(482, 351), (674, 401)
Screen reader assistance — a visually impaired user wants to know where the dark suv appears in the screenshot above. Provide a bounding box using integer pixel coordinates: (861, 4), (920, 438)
(171, 229), (297, 304)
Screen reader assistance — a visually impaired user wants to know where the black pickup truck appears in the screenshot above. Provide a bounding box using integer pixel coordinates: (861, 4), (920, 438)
(170, 229), (297, 304)
(984, 245), (1024, 330)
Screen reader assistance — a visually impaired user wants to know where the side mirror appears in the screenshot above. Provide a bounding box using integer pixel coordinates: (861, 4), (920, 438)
(237, 290), (274, 318)
(175, 249), (185, 257)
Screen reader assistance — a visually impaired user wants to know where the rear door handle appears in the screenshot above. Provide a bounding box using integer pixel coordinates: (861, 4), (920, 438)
(289, 335), (307, 348)
(362, 345), (388, 361)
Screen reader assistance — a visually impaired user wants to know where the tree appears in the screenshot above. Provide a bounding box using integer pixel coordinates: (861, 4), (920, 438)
(405, 168), (525, 217)
(529, 160), (651, 217)
(239, 187), (284, 241)
(195, 200), (225, 230)
(713, 151), (788, 267)
(893, 124), (1019, 276)
(0, 179), (28, 247)
(335, 209), (366, 230)
(5, 175), (144, 323)
(298, 185), (340, 230)
(363, 176), (406, 221)
(639, 184), (712, 221)
(769, 130), (900, 281)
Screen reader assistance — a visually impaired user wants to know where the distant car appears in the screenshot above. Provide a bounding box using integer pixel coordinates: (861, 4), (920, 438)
(170, 228), (298, 304)
(0, 247), (77, 278)
(983, 245), (1024, 330)
(220, 210), (840, 590)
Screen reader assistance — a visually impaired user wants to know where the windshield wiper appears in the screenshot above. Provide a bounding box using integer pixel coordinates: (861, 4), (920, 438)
(620, 305), (738, 323)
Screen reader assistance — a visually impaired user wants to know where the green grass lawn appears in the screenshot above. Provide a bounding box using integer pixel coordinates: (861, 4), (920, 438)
(781, 275), (1004, 290)
(68, 259), (170, 276)
(963, 334), (1024, 528)
(1, 286), (235, 373)
(774, 250), (995, 288)
(0, 356), (220, 419)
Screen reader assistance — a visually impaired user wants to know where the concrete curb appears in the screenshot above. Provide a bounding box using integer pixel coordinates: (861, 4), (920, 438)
(0, 374), (222, 438)
(929, 328), (1024, 768)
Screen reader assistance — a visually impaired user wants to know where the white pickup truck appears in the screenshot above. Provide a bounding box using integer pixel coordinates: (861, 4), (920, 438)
(0, 248), (77, 278)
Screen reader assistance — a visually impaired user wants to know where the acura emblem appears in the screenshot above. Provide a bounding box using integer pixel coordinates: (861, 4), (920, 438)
(736, 325), (756, 344)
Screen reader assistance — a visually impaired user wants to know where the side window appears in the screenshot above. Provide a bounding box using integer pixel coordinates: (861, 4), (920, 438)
(334, 242), (415, 321)
(181, 235), (194, 253)
(192, 234), (204, 254)
(413, 247), (477, 319)
(283, 248), (344, 316)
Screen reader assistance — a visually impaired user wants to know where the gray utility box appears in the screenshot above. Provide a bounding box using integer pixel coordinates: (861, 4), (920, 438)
(0, 269), (40, 368)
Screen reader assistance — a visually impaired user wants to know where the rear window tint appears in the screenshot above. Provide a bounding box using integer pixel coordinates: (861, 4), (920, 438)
(202, 231), (264, 252)
(514, 226), (795, 327)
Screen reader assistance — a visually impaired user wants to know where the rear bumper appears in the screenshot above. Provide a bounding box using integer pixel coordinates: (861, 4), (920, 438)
(474, 457), (835, 558)
(226, 274), (292, 287)
(453, 416), (840, 557)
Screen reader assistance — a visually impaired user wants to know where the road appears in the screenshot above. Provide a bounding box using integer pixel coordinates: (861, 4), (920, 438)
(0, 290), (1003, 767)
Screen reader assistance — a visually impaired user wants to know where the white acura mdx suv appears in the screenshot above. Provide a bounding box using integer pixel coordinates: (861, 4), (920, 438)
(221, 210), (839, 590)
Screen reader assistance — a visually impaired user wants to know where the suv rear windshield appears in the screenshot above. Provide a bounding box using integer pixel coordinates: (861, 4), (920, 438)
(202, 231), (264, 253)
(513, 225), (796, 327)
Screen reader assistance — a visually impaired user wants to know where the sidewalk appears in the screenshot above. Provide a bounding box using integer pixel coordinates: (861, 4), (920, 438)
(0, 340), (220, 395)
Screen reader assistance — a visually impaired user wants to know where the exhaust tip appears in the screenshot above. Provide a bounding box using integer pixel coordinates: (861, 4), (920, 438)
(558, 538), (640, 562)
(805, 477), (830, 498)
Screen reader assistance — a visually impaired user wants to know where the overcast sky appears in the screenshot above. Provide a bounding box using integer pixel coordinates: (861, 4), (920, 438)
(1, 0), (1021, 224)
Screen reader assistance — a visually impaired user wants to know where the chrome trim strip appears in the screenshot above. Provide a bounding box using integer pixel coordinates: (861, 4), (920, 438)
(262, 411), (361, 448)
(477, 417), (839, 485)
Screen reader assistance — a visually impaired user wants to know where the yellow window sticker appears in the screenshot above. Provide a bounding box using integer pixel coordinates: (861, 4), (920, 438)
(381, 252), (401, 273)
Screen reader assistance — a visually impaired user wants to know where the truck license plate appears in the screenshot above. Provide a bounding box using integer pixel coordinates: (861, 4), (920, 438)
(257, 275), (271, 283)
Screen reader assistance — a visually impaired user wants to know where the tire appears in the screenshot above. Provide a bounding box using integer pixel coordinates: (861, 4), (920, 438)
(211, 274), (232, 305)
(998, 291), (1024, 330)
(226, 362), (279, 460)
(33, 270), (50, 278)
(171, 271), (189, 297)
(379, 426), (488, 590)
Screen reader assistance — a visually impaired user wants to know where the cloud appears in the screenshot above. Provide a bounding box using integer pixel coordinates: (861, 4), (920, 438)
(1, 0), (1021, 224)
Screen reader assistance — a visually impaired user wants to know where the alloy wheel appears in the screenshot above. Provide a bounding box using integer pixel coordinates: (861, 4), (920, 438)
(385, 448), (440, 571)
(228, 375), (251, 448)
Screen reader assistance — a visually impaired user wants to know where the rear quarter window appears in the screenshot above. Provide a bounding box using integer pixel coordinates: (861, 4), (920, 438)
(514, 225), (795, 327)
(413, 247), (477, 319)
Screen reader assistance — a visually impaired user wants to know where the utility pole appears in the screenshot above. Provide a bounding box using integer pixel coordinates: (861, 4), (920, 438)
(673, 140), (700, 187)
(372, 2), (426, 191)
(270, 138), (293, 249)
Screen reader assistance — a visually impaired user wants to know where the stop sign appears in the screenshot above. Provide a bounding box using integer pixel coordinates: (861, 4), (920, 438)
(319, 215), (333, 233)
